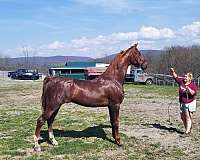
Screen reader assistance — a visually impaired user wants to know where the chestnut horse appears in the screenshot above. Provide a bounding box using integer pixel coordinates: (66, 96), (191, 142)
(33, 43), (147, 151)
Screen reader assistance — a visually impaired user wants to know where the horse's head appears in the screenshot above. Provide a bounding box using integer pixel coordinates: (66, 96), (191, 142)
(129, 43), (147, 70)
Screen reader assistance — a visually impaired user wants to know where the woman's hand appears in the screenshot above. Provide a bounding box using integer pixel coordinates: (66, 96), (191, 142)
(186, 86), (195, 95)
(170, 68), (175, 73)
(169, 68), (177, 78)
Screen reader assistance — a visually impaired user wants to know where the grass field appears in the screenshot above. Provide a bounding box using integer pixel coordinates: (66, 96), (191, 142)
(0, 79), (200, 159)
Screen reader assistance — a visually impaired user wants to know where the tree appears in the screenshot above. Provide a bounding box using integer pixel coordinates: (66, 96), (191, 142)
(150, 45), (200, 77)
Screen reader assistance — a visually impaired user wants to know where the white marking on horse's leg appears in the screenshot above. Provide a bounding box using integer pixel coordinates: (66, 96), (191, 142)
(33, 135), (41, 152)
(49, 131), (58, 146)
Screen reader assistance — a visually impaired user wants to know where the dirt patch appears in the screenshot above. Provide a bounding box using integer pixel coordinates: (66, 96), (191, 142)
(120, 89), (200, 157)
(61, 87), (200, 158)
(60, 87), (200, 158)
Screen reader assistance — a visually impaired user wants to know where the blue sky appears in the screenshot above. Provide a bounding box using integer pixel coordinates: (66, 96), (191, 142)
(1, 0), (200, 58)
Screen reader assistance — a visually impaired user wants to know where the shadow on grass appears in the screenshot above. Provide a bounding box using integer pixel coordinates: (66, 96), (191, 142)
(39, 124), (115, 144)
(141, 123), (184, 134)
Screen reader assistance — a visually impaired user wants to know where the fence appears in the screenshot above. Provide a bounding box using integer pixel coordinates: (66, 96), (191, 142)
(1, 70), (200, 88)
(193, 78), (200, 88)
(153, 74), (200, 88)
(0, 71), (10, 80)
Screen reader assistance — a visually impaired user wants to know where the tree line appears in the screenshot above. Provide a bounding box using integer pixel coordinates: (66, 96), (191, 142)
(146, 45), (200, 77)
(0, 45), (200, 77)
(0, 56), (49, 74)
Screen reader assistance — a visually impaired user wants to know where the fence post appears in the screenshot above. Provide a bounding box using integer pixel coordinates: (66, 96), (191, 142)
(155, 76), (157, 86)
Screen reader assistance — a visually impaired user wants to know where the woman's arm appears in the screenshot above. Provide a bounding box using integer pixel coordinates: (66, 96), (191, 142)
(186, 84), (197, 95)
(170, 68), (177, 79)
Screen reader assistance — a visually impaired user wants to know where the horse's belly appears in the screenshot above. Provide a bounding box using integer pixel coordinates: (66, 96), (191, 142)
(71, 95), (109, 107)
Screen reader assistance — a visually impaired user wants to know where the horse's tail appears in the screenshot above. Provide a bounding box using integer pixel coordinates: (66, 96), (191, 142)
(41, 76), (52, 113)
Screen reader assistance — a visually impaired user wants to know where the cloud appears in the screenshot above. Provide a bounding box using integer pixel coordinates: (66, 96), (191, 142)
(110, 32), (138, 41)
(48, 41), (65, 50)
(17, 45), (35, 53)
(65, 26), (175, 53)
(192, 38), (200, 44)
(73, 0), (136, 14)
(139, 26), (175, 39)
(179, 21), (200, 37)
(41, 25), (176, 57)
(7, 21), (200, 58)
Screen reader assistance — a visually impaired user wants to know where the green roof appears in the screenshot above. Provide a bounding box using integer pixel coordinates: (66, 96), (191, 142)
(65, 62), (96, 68)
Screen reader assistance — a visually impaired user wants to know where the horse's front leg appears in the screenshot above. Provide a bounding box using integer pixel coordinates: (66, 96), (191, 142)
(108, 104), (121, 146)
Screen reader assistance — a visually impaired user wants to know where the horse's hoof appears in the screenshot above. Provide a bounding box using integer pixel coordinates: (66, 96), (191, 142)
(49, 138), (58, 146)
(34, 145), (41, 152)
(117, 143), (123, 147)
(52, 140), (58, 146)
(115, 141), (123, 147)
(115, 140), (122, 147)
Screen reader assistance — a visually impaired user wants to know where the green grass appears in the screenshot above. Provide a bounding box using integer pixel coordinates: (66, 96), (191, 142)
(125, 83), (178, 97)
(125, 83), (200, 106)
(0, 79), (199, 159)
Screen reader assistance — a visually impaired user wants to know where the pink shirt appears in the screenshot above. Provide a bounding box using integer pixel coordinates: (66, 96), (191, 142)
(175, 77), (197, 104)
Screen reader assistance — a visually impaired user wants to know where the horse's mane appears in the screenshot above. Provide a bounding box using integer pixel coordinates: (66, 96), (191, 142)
(108, 45), (135, 68)
(109, 51), (125, 66)
(101, 45), (135, 78)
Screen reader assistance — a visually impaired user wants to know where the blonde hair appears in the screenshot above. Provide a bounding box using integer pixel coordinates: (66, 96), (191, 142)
(186, 72), (193, 80)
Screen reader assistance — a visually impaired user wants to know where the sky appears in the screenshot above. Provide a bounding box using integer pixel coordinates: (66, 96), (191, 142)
(1, 0), (200, 58)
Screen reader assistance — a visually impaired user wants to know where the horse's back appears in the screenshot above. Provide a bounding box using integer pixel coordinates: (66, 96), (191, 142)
(43, 76), (71, 83)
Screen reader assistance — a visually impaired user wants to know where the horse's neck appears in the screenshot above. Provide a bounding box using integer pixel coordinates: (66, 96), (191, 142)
(101, 55), (130, 85)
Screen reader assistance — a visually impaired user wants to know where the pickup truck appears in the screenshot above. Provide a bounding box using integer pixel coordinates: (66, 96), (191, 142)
(85, 66), (154, 84)
(125, 68), (154, 85)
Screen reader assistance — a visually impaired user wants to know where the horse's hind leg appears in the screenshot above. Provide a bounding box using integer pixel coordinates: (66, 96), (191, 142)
(47, 107), (60, 146)
(34, 108), (54, 151)
(34, 114), (47, 151)
(108, 104), (121, 146)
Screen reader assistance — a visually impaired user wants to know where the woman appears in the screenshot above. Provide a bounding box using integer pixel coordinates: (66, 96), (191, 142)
(170, 68), (197, 134)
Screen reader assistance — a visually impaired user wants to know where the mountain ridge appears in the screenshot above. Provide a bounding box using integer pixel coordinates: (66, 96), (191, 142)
(1, 50), (161, 67)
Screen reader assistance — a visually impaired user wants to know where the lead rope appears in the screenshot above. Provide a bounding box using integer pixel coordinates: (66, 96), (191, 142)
(167, 96), (177, 125)
(186, 86), (189, 101)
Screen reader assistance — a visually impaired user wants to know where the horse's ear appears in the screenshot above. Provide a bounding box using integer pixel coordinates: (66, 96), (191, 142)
(134, 43), (138, 48)
(120, 50), (124, 54)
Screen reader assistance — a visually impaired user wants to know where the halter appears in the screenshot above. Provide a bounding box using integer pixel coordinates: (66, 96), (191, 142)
(129, 47), (145, 67)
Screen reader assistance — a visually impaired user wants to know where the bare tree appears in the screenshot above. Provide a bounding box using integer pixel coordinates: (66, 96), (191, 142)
(150, 45), (200, 77)
(22, 45), (29, 69)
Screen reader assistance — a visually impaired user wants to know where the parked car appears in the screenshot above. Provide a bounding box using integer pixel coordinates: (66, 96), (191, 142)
(8, 69), (40, 80)
(8, 71), (15, 77)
